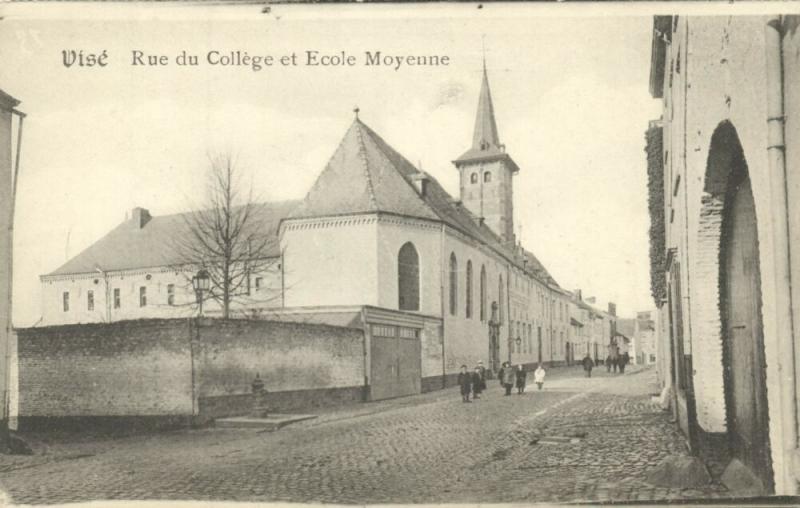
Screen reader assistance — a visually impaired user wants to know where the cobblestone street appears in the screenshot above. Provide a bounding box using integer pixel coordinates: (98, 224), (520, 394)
(0, 366), (728, 505)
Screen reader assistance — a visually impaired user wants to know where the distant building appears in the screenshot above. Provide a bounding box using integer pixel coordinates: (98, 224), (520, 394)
(648, 15), (800, 495)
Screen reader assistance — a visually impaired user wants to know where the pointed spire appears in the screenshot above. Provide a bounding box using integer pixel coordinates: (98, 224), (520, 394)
(472, 61), (501, 151)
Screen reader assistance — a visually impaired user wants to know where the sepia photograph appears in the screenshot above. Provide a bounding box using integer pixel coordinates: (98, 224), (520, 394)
(1, 2), (800, 506)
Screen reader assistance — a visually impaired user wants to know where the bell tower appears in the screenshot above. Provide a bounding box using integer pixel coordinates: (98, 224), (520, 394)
(453, 62), (519, 245)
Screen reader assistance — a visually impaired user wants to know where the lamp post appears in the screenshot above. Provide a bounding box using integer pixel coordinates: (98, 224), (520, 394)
(189, 269), (209, 421)
(191, 269), (210, 317)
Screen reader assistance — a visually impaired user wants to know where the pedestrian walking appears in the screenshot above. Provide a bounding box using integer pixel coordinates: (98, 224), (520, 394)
(515, 364), (527, 394)
(458, 365), (472, 403)
(476, 360), (488, 394)
(582, 354), (594, 378)
(606, 355), (612, 373)
(472, 366), (485, 399)
(533, 364), (546, 390)
(619, 352), (629, 374)
(499, 361), (516, 396)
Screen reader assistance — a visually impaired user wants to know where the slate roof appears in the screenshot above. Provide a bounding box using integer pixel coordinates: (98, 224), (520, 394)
(45, 200), (300, 277)
(287, 116), (557, 288)
(616, 318), (636, 338)
(452, 66), (519, 172)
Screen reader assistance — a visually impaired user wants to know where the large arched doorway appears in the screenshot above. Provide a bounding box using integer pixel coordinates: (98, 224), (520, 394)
(720, 171), (773, 491)
(711, 122), (773, 492)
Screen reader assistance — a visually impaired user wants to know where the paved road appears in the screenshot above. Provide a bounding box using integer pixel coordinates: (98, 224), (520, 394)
(0, 365), (728, 505)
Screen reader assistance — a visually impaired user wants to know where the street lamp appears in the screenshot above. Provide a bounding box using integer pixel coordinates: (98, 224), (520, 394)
(192, 269), (210, 316)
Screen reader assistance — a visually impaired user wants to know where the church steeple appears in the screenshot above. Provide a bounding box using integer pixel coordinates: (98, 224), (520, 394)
(452, 60), (520, 245)
(472, 63), (501, 151)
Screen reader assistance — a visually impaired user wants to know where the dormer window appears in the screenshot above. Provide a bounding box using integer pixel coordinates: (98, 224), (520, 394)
(470, 173), (478, 184)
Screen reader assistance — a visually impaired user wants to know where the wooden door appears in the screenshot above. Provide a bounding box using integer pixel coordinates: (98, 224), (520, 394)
(721, 174), (773, 492)
(369, 325), (421, 401)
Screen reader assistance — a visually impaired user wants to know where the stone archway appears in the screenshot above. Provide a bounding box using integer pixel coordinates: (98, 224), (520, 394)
(694, 121), (773, 493)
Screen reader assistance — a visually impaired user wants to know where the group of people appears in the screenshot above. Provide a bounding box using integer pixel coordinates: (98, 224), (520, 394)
(606, 351), (631, 373)
(579, 351), (631, 377)
(457, 361), (547, 402)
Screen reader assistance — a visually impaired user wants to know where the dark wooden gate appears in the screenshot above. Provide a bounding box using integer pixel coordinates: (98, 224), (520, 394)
(721, 174), (773, 492)
(370, 324), (421, 401)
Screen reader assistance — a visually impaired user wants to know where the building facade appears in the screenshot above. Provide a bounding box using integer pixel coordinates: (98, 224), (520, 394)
(38, 67), (617, 394)
(1, 88), (21, 445)
(648, 15), (800, 495)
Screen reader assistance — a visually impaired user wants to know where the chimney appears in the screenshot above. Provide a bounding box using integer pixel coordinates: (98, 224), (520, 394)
(585, 296), (596, 304)
(574, 289), (583, 301)
(608, 302), (617, 316)
(131, 207), (151, 229)
(410, 172), (429, 197)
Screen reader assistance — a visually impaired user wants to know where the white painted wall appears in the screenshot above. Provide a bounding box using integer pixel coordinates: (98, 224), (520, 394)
(281, 215), (379, 308)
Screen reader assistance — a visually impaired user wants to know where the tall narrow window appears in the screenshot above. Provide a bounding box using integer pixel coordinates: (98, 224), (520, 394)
(139, 286), (147, 307)
(470, 172), (478, 184)
(87, 290), (94, 311)
(398, 242), (420, 311)
(255, 277), (263, 291)
(62, 292), (69, 312)
(465, 260), (473, 318)
(484, 171), (492, 183)
(113, 288), (121, 309)
(167, 284), (175, 306)
(479, 265), (487, 321)
(498, 275), (504, 323)
(449, 253), (458, 316)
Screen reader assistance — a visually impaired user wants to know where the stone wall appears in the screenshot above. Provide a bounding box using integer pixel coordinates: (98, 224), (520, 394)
(16, 318), (366, 427)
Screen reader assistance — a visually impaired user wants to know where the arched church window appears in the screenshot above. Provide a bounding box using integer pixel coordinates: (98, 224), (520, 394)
(498, 275), (504, 324)
(398, 242), (420, 311)
(466, 260), (473, 319)
(470, 173), (478, 184)
(449, 253), (458, 316)
(484, 171), (492, 183)
(480, 265), (487, 321)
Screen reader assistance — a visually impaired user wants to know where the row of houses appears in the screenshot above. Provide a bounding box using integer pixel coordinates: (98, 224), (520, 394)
(647, 15), (800, 496)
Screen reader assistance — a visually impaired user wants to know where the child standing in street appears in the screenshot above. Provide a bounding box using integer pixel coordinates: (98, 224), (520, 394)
(457, 365), (472, 402)
(534, 364), (546, 390)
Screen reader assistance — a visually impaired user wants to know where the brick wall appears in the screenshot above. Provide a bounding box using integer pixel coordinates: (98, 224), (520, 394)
(195, 318), (365, 398)
(16, 318), (366, 425)
(17, 320), (194, 418)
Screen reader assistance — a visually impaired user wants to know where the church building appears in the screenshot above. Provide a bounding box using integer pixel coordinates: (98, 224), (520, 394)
(39, 66), (581, 389)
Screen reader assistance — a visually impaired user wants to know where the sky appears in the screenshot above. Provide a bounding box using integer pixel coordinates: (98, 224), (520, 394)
(0, 4), (663, 326)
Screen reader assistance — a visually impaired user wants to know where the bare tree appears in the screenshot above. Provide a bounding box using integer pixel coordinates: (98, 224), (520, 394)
(171, 154), (278, 319)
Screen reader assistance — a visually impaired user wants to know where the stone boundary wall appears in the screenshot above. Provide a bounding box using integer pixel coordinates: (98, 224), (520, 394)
(16, 318), (366, 429)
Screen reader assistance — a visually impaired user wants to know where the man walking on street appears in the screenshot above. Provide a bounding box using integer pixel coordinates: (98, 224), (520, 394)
(472, 366), (485, 399)
(515, 364), (527, 394)
(458, 365), (472, 402)
(499, 361), (516, 396)
(582, 354), (594, 378)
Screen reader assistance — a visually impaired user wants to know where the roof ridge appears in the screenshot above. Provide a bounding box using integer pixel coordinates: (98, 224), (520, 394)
(354, 121), (379, 210)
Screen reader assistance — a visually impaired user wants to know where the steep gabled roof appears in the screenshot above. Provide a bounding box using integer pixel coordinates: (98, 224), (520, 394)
(287, 116), (557, 287)
(287, 118), (439, 222)
(616, 318), (636, 338)
(45, 200), (299, 277)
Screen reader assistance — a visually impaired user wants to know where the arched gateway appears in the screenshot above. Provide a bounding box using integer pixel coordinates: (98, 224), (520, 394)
(705, 122), (773, 492)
